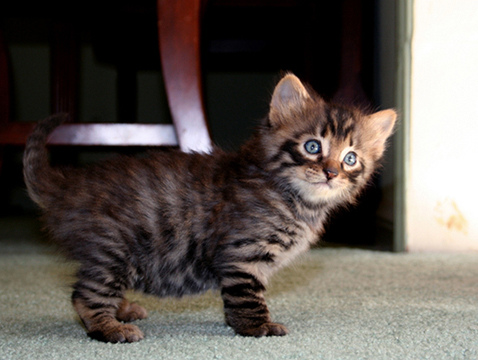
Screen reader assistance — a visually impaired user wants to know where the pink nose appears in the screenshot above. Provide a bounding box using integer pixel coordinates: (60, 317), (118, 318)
(324, 168), (338, 180)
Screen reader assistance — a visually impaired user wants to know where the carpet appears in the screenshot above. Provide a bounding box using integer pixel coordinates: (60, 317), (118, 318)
(0, 217), (477, 359)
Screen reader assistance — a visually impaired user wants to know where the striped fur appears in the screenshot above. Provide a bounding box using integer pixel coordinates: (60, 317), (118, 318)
(23, 74), (396, 343)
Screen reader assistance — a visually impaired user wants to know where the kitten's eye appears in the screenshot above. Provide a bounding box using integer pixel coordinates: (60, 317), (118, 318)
(304, 140), (321, 154)
(343, 152), (357, 166)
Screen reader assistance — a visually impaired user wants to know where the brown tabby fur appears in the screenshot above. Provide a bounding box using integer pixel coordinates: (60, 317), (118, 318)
(23, 74), (396, 343)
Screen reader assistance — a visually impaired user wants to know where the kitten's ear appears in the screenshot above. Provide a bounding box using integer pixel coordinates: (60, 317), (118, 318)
(363, 109), (397, 158)
(269, 74), (311, 127)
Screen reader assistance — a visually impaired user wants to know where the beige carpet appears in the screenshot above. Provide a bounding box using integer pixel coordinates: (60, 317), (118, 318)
(0, 216), (477, 359)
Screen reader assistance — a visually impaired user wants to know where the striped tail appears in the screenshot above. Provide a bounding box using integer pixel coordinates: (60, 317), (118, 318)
(22, 114), (68, 208)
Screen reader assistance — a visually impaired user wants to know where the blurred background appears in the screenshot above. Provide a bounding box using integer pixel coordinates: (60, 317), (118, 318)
(0, 0), (400, 250)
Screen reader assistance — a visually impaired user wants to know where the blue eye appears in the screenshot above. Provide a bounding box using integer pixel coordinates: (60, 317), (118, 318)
(304, 140), (321, 154)
(344, 152), (357, 166)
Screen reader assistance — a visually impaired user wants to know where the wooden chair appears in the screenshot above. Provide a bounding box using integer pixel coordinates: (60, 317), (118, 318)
(0, 0), (212, 175)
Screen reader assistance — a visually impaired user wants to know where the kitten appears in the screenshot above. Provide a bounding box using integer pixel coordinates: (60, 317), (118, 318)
(23, 74), (396, 343)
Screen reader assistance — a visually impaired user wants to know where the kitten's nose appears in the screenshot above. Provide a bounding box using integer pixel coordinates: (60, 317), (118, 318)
(324, 168), (338, 180)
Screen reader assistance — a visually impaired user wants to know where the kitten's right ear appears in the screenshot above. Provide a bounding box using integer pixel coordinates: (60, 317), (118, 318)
(269, 74), (311, 127)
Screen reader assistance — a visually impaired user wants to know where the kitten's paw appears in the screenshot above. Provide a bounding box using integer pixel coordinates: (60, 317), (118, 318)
(236, 322), (289, 337)
(88, 323), (144, 343)
(116, 301), (148, 322)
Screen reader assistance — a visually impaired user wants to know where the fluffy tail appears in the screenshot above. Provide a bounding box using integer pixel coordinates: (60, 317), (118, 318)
(23, 114), (68, 209)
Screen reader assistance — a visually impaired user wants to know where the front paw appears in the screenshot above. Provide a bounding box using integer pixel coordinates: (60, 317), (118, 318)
(88, 323), (144, 343)
(116, 301), (148, 323)
(235, 322), (289, 337)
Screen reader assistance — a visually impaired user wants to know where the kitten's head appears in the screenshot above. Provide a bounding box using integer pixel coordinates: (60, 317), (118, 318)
(261, 73), (396, 206)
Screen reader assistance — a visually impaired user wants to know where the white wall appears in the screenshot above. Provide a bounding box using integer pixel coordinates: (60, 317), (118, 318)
(407, 0), (478, 251)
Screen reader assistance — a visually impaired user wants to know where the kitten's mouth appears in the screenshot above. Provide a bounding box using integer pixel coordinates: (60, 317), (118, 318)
(310, 181), (332, 188)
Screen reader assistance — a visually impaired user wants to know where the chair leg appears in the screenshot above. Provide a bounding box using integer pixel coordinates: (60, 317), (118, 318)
(157, 0), (212, 153)
(50, 20), (79, 121)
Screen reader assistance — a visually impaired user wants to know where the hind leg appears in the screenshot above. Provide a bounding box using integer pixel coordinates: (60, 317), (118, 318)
(73, 295), (144, 343)
(116, 299), (148, 323)
(72, 270), (144, 343)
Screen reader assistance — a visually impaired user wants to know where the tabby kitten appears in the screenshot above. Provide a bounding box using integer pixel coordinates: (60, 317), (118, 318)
(23, 74), (396, 343)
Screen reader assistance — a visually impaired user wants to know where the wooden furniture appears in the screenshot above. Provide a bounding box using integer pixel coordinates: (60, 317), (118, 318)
(158, 0), (211, 152)
(0, 0), (371, 161)
(0, 0), (212, 174)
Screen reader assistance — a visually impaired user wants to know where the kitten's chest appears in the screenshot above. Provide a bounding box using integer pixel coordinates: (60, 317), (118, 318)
(276, 223), (318, 265)
(248, 222), (318, 283)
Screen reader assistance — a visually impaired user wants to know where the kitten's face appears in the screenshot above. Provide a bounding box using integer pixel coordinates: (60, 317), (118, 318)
(279, 120), (367, 204)
(263, 74), (396, 206)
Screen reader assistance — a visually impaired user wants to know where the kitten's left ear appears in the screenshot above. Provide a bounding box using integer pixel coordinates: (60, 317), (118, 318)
(363, 109), (397, 158)
(269, 74), (311, 127)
